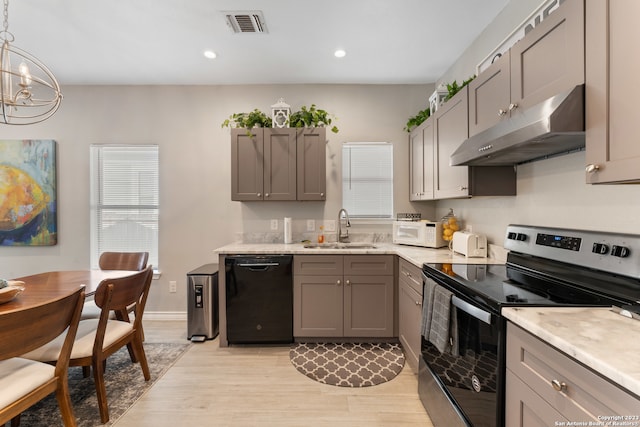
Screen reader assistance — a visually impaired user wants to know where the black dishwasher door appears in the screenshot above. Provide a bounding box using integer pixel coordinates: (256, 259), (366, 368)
(225, 255), (293, 344)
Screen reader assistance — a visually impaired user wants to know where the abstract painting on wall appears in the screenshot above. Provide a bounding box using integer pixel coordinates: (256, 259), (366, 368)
(0, 140), (57, 246)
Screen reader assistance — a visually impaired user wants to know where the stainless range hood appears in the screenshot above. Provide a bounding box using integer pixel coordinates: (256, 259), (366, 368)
(450, 85), (585, 166)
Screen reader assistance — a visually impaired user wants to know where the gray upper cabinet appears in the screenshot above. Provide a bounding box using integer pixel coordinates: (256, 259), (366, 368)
(296, 127), (327, 200)
(510, 0), (584, 113)
(434, 87), (471, 199)
(231, 127), (326, 201)
(468, 51), (511, 136)
(409, 119), (434, 201)
(231, 128), (266, 201)
(469, 0), (584, 138)
(409, 86), (516, 200)
(585, 0), (640, 184)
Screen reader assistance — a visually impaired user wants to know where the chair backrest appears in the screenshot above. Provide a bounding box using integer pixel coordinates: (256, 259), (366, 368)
(93, 265), (153, 344)
(0, 286), (85, 364)
(98, 251), (149, 271)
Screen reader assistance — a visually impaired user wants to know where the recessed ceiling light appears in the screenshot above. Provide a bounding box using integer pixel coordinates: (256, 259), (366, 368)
(204, 50), (217, 59)
(334, 49), (346, 58)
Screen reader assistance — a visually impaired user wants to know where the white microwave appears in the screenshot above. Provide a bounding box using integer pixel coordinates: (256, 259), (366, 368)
(392, 220), (446, 248)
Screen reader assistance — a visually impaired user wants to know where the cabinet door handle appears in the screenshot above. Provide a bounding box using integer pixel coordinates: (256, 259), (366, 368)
(508, 103), (518, 111)
(345, 280), (351, 286)
(257, 192), (261, 197)
(458, 186), (468, 191)
(498, 108), (507, 116)
(585, 164), (600, 173)
(415, 300), (422, 306)
(336, 280), (341, 286)
(551, 379), (567, 392)
(265, 193), (270, 197)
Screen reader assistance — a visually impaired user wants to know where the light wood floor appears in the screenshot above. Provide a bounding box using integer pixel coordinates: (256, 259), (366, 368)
(114, 320), (434, 427)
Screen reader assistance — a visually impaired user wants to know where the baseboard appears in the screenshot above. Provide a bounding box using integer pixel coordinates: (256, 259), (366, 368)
(144, 311), (188, 321)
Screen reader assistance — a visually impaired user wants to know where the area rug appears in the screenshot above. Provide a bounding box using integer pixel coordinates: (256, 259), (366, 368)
(8, 342), (190, 427)
(289, 342), (405, 387)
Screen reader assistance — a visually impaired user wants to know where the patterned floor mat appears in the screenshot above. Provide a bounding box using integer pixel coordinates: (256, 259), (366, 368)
(289, 342), (405, 387)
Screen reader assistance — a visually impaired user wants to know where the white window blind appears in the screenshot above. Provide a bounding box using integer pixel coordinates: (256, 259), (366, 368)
(90, 145), (159, 269)
(342, 142), (393, 218)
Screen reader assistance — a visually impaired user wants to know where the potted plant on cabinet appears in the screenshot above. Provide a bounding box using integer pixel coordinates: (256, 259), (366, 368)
(289, 104), (339, 133)
(221, 109), (272, 136)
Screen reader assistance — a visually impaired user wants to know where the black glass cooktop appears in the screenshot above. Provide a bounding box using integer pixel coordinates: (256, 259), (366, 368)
(422, 261), (623, 313)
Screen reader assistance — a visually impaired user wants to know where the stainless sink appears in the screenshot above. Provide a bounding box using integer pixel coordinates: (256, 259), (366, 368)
(302, 243), (377, 249)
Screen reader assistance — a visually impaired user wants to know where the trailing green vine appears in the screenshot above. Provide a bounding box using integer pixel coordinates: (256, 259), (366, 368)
(443, 75), (476, 102)
(404, 108), (430, 133)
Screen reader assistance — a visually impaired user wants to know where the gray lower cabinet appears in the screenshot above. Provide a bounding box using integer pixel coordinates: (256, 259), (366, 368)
(469, 0), (584, 137)
(585, 0), (640, 184)
(231, 127), (326, 201)
(293, 255), (394, 338)
(397, 259), (422, 373)
(506, 322), (640, 425)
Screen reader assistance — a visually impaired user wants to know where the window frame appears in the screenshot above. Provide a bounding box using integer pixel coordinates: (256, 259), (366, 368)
(341, 142), (394, 220)
(89, 144), (159, 270)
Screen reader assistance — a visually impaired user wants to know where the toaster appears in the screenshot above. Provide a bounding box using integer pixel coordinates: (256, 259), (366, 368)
(452, 231), (487, 258)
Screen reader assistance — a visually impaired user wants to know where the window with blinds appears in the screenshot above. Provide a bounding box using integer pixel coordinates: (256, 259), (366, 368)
(342, 142), (393, 218)
(90, 145), (159, 269)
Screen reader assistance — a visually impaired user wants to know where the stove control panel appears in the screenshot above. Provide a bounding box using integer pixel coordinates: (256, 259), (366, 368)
(505, 225), (640, 279)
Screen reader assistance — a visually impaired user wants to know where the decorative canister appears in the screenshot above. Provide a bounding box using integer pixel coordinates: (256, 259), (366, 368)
(441, 208), (461, 245)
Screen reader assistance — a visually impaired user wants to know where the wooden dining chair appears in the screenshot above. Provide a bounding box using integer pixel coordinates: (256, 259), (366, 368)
(98, 251), (149, 271)
(23, 265), (153, 423)
(82, 251), (149, 344)
(0, 286), (85, 427)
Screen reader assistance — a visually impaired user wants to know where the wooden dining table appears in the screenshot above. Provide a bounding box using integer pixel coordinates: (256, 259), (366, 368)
(0, 270), (138, 314)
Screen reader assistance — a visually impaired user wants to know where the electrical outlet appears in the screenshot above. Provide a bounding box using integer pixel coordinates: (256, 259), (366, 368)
(324, 220), (336, 232)
(306, 219), (315, 231)
(270, 219), (278, 230)
(169, 281), (177, 293)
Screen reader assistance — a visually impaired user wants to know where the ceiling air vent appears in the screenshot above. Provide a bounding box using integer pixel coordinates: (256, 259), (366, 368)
(223, 11), (267, 33)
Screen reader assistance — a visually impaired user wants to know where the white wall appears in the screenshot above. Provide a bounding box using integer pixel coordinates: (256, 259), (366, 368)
(434, 152), (640, 244)
(0, 84), (435, 313)
(437, 0), (542, 86)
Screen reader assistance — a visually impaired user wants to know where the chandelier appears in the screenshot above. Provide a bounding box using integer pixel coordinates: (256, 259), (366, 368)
(0, 0), (62, 125)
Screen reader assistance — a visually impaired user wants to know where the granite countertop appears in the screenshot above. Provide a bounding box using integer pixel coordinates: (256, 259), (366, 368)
(503, 306), (640, 398)
(213, 242), (507, 267)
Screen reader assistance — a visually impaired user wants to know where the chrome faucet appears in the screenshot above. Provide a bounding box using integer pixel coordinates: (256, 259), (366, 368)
(338, 208), (351, 243)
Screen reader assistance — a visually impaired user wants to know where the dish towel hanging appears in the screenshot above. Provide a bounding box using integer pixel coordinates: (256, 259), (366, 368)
(428, 285), (453, 354)
(421, 277), (437, 339)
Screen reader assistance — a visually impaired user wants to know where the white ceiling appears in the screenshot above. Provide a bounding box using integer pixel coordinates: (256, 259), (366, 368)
(8, 0), (509, 85)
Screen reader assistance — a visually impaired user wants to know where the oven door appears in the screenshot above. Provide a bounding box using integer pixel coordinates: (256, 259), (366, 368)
(419, 273), (505, 427)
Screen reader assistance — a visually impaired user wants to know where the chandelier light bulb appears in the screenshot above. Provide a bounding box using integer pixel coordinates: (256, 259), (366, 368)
(18, 61), (31, 86)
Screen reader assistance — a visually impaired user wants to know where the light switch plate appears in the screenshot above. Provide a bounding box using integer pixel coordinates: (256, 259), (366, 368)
(306, 219), (315, 231)
(324, 220), (336, 232)
(271, 219), (278, 230)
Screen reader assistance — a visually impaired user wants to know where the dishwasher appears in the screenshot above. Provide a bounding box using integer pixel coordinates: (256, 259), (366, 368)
(225, 255), (293, 344)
